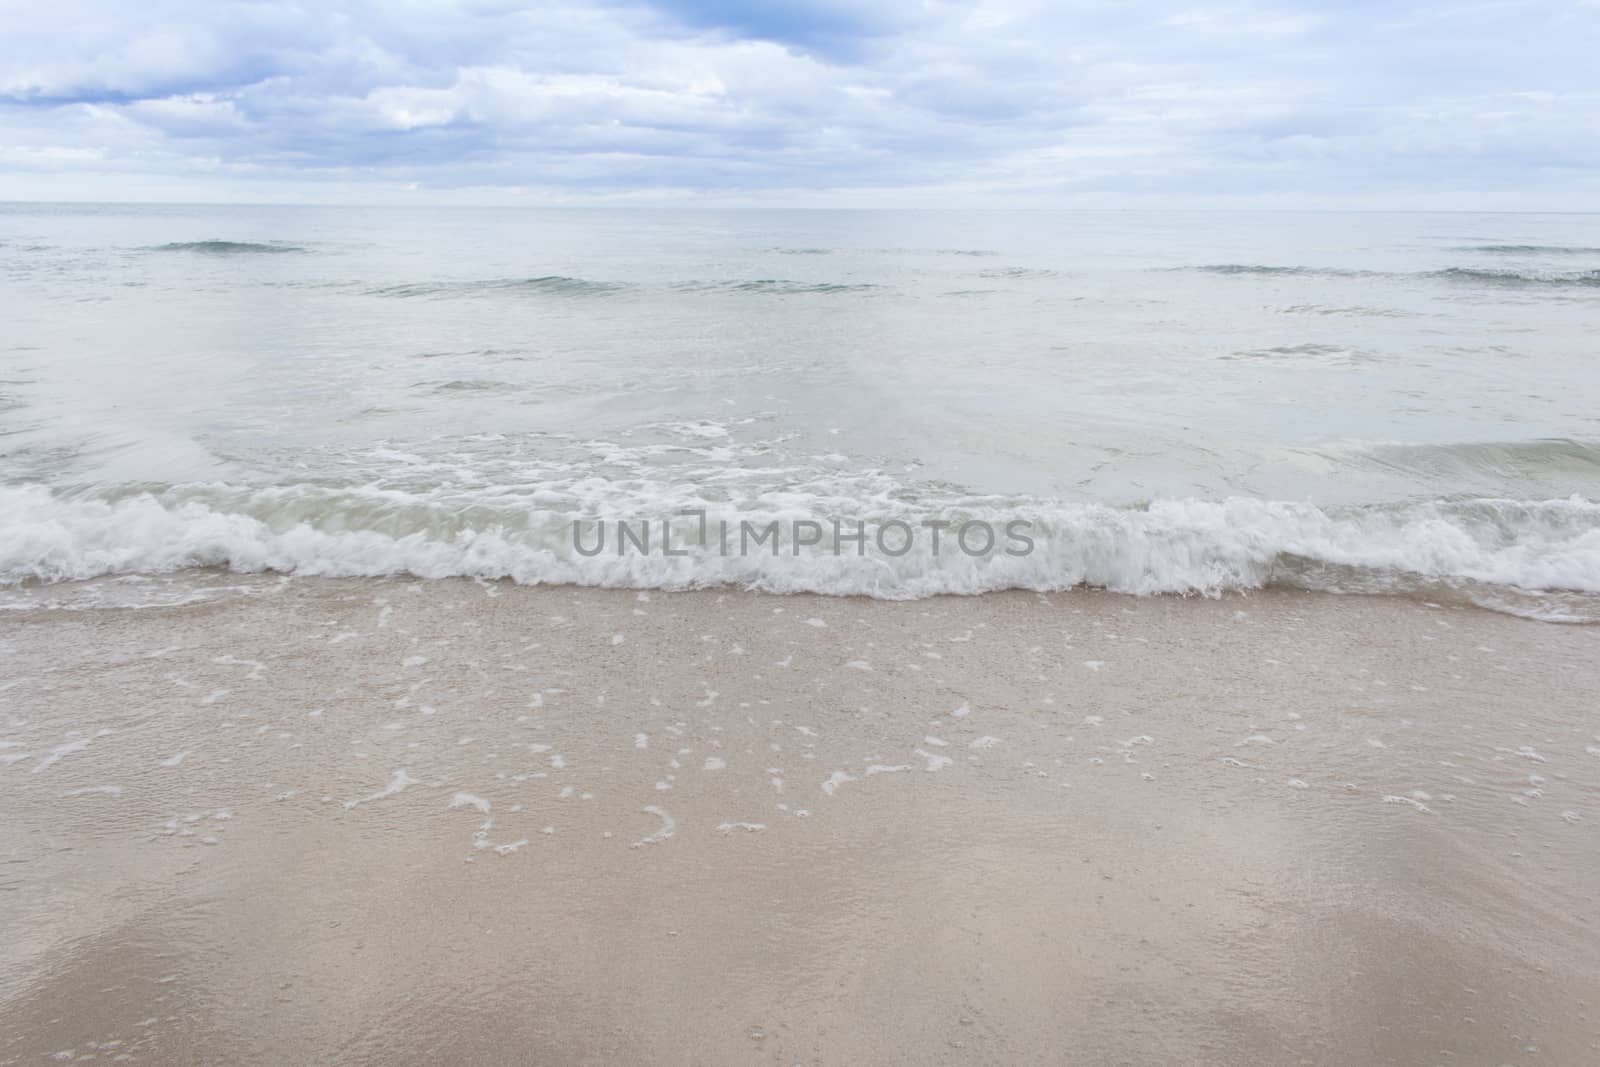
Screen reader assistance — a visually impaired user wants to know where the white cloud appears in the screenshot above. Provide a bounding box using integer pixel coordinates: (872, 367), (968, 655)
(0, 0), (1594, 206)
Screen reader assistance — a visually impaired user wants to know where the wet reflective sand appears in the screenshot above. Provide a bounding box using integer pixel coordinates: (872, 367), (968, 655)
(2, 579), (1598, 1064)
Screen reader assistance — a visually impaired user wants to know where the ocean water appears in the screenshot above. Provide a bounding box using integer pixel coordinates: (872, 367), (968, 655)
(3, 204), (1599, 617)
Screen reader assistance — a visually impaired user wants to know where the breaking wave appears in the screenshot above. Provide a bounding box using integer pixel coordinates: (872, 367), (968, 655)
(3, 484), (1597, 619)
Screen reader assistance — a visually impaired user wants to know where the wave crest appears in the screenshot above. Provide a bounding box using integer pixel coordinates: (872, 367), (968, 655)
(1457, 244), (1600, 255)
(3, 485), (1597, 618)
(1186, 264), (1377, 278)
(369, 276), (626, 298)
(674, 279), (882, 295)
(149, 241), (308, 255)
(1428, 267), (1600, 288)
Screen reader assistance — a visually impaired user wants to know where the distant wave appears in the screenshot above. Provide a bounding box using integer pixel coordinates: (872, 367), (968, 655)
(3, 484), (1597, 620)
(149, 241), (309, 255)
(369, 276), (627, 298)
(373, 275), (883, 298)
(366, 283), (449, 298)
(1457, 244), (1600, 255)
(1220, 343), (1377, 368)
(762, 247), (1000, 257)
(1277, 304), (1421, 318)
(411, 347), (524, 360)
(1187, 263), (1600, 288)
(414, 379), (523, 395)
(675, 279), (883, 295)
(491, 276), (627, 295)
(977, 267), (1060, 280)
(1186, 264), (1379, 278)
(1427, 267), (1600, 288)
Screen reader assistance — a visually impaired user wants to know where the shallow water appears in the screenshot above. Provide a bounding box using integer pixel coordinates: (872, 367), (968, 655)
(2, 580), (1598, 1064)
(3, 205), (1600, 614)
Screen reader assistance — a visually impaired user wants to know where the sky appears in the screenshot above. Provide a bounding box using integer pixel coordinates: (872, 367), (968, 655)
(1, 0), (1597, 208)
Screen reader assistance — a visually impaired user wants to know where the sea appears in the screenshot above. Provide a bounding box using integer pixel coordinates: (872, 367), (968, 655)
(3, 203), (1599, 619)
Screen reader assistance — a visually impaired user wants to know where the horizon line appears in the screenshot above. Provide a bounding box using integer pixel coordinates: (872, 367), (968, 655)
(2, 199), (1597, 216)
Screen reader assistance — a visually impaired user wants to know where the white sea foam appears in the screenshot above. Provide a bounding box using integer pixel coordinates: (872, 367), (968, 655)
(821, 770), (854, 795)
(632, 805), (675, 847)
(3, 484), (1599, 618)
(344, 768), (419, 809)
(450, 792), (491, 814)
(32, 730), (110, 773)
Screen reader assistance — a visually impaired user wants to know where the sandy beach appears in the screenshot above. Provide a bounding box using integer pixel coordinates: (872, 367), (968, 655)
(7, 4), (1600, 1061)
(2, 578), (1597, 1065)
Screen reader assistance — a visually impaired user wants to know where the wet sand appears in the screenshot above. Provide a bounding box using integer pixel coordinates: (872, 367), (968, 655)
(2, 577), (1598, 1065)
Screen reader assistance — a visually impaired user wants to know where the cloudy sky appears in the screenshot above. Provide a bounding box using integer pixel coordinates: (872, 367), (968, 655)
(1, 0), (1596, 207)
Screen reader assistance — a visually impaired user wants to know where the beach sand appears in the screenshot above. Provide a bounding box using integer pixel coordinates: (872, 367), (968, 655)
(2, 577), (1598, 1065)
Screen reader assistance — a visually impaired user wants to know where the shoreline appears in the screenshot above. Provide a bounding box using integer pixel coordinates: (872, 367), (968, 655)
(3, 576), (1598, 1064)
